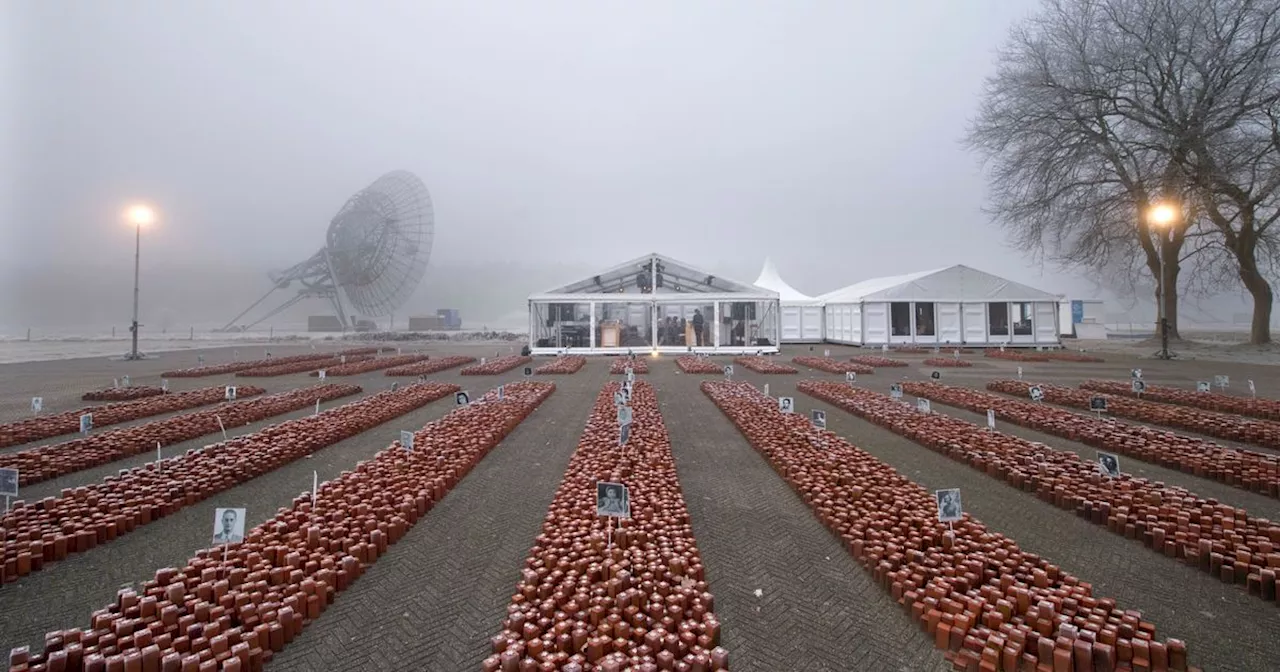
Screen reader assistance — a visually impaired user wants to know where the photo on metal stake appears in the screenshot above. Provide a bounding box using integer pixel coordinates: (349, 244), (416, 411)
(617, 405), (633, 427)
(318, 370), (327, 380)
(1196, 381), (1210, 393)
(1097, 451), (1121, 478)
(935, 488), (962, 523)
(1214, 375), (1229, 389)
(917, 398), (931, 413)
(523, 366), (532, 377)
(225, 386), (237, 400)
(845, 371), (856, 383)
(211, 507), (247, 545)
(596, 481), (631, 518)
(0, 467), (18, 497)
(400, 430), (414, 452)
(619, 422), (631, 446)
(811, 409), (826, 429)
(1028, 386), (1044, 402)
(930, 371), (941, 380)
(455, 391), (470, 406)
(30, 397), (42, 414)
(1089, 396), (1107, 412)
(80, 413), (93, 435)
(890, 383), (903, 399)
(723, 365), (734, 379)
(1131, 379), (1146, 394)
(778, 397), (794, 414)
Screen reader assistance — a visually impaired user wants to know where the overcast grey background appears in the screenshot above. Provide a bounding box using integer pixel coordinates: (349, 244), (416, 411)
(5, 0), (1245, 333)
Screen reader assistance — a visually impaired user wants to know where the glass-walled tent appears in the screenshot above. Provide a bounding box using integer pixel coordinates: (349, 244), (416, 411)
(528, 252), (782, 356)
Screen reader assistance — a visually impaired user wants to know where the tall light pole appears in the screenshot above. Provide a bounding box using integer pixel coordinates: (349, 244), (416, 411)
(1147, 202), (1178, 360)
(124, 204), (156, 361)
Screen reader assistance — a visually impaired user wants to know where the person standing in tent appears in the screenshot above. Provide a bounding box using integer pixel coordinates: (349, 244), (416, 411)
(692, 309), (705, 346)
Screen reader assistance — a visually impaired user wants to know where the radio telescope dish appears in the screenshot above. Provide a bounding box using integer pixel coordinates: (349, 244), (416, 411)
(220, 171), (433, 331)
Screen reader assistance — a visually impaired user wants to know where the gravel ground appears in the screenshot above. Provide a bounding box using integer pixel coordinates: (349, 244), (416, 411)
(1, 343), (1278, 670)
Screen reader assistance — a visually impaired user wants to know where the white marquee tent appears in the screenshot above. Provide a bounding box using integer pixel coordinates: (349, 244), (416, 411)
(753, 257), (823, 343)
(527, 252), (782, 355)
(819, 265), (1062, 347)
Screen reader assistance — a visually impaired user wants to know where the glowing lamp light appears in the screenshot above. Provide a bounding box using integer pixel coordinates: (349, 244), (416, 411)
(1147, 203), (1178, 227)
(125, 204), (157, 227)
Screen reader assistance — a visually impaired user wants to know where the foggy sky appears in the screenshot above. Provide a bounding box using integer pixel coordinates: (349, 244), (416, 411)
(7, 0), (1158, 331)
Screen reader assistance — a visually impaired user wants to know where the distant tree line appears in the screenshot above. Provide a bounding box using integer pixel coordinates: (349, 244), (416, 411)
(967, 0), (1280, 344)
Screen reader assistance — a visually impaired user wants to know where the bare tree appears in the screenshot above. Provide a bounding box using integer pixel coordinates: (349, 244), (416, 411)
(1094, 0), (1280, 343)
(968, 0), (1280, 343)
(966, 0), (1206, 339)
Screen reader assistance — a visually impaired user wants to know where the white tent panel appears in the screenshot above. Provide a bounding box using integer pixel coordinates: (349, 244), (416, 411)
(962, 303), (987, 343)
(780, 305), (803, 341)
(800, 305), (823, 341)
(824, 304), (859, 344)
(937, 302), (962, 343)
(1034, 302), (1059, 343)
(753, 257), (817, 303)
(863, 303), (888, 343)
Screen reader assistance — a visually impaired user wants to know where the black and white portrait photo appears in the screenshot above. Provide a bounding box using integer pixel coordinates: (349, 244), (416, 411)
(935, 489), (962, 523)
(596, 482), (631, 518)
(1097, 452), (1121, 478)
(1089, 396), (1107, 412)
(779, 397), (794, 414)
(211, 507), (246, 545)
(0, 468), (18, 497)
(811, 409), (826, 429)
(456, 391), (470, 406)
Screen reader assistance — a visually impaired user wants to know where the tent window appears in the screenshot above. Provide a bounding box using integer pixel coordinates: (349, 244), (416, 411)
(890, 302), (911, 336)
(988, 302), (1009, 336)
(1013, 302), (1033, 335)
(914, 303), (935, 336)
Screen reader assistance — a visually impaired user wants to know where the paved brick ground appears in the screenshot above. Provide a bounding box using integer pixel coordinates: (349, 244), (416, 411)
(650, 364), (949, 672)
(3, 344), (1279, 669)
(268, 360), (608, 671)
(751, 368), (1277, 671)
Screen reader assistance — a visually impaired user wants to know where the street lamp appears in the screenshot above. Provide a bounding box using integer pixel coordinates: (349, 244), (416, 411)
(124, 204), (156, 361)
(1147, 202), (1178, 360)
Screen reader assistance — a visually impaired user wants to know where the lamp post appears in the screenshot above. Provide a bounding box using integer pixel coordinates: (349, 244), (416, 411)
(124, 204), (156, 361)
(1147, 202), (1178, 360)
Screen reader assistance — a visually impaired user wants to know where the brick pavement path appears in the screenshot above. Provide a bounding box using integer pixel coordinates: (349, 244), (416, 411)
(268, 362), (609, 671)
(754, 371), (1278, 672)
(648, 364), (949, 672)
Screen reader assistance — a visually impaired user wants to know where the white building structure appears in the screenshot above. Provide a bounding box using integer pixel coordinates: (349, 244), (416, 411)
(752, 257), (823, 343)
(528, 252), (782, 356)
(819, 265), (1062, 347)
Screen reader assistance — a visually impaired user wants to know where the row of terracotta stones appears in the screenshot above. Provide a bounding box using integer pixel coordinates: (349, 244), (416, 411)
(462, 356), (535, 376)
(82, 387), (167, 402)
(609, 358), (648, 374)
(674, 357), (720, 374)
(941, 381), (1280, 499)
(730, 356), (797, 375)
(0, 383), (456, 587)
(6, 381), (555, 672)
(385, 356), (477, 376)
(486, 381), (725, 672)
(791, 356), (874, 375)
(809, 380), (1280, 607)
(535, 356), (588, 375)
(707, 380), (1192, 672)
(0, 387), (266, 451)
(0, 385), (354, 488)
(305, 354), (430, 377)
(1080, 380), (1280, 422)
(849, 355), (908, 368)
(160, 348), (382, 378)
(993, 380), (1280, 452)
(923, 358), (972, 368)
(234, 356), (375, 379)
(983, 351), (1051, 363)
